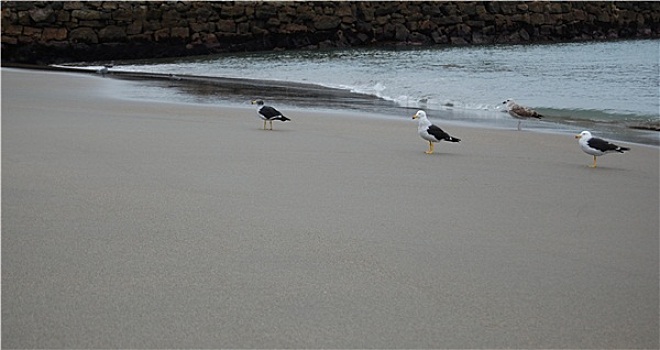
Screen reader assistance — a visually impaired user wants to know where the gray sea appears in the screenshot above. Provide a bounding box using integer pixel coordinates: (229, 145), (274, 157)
(62, 39), (659, 145)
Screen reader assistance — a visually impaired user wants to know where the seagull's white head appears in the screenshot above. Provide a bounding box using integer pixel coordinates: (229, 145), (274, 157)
(575, 130), (592, 140)
(503, 99), (516, 108)
(412, 110), (427, 120)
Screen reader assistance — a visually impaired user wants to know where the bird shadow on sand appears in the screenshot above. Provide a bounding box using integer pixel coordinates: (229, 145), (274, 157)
(254, 128), (295, 132)
(573, 163), (629, 172)
(416, 151), (465, 157)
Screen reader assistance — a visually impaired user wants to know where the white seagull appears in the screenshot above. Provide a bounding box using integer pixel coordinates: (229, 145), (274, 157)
(96, 61), (114, 77)
(575, 130), (630, 168)
(502, 98), (544, 130)
(412, 110), (461, 154)
(96, 65), (110, 77)
(251, 100), (291, 130)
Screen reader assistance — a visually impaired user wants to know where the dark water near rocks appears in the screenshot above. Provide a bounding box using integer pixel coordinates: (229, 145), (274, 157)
(61, 39), (659, 146)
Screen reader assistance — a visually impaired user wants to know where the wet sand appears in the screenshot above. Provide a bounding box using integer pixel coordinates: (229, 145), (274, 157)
(2, 68), (658, 348)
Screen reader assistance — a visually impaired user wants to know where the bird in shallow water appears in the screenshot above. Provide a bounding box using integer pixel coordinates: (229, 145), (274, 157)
(575, 130), (629, 168)
(96, 65), (110, 77)
(96, 61), (114, 77)
(412, 110), (461, 154)
(251, 100), (291, 130)
(502, 98), (544, 131)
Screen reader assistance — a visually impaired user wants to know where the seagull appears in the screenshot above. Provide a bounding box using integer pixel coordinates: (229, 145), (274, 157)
(575, 130), (630, 168)
(96, 61), (114, 77)
(412, 110), (461, 154)
(251, 100), (291, 130)
(96, 65), (109, 77)
(502, 98), (544, 130)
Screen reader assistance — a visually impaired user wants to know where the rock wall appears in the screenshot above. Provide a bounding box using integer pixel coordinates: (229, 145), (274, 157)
(2, 1), (659, 64)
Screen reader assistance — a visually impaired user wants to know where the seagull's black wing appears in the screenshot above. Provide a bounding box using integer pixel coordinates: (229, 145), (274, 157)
(587, 137), (628, 153)
(428, 124), (460, 142)
(259, 105), (284, 119)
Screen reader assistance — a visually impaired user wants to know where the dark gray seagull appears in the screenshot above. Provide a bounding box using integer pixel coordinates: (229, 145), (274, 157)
(412, 110), (461, 154)
(502, 98), (544, 130)
(251, 100), (291, 130)
(575, 130), (629, 168)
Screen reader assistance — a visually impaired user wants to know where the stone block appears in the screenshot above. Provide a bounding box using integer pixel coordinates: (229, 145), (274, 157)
(336, 4), (353, 17)
(63, 2), (83, 10)
(18, 35), (34, 43)
(216, 19), (236, 33)
(56, 10), (70, 22)
(314, 16), (341, 30)
(528, 2), (546, 13)
(221, 4), (246, 18)
(128, 33), (152, 42)
(450, 36), (468, 44)
(113, 8), (133, 22)
(282, 23), (308, 33)
(23, 27), (42, 38)
(408, 32), (428, 43)
(1, 35), (18, 44)
(394, 23), (409, 41)
(127, 21), (143, 35)
(171, 27), (189, 39)
(29, 7), (54, 22)
(18, 11), (32, 25)
(69, 27), (98, 43)
(72, 10), (101, 21)
(79, 20), (105, 28)
(189, 22), (210, 33)
(98, 25), (126, 42)
(3, 24), (23, 35)
(42, 27), (67, 41)
(549, 3), (564, 14)
(154, 28), (170, 41)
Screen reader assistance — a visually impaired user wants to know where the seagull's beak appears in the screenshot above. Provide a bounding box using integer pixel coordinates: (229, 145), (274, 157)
(412, 114), (418, 120)
(575, 134), (581, 139)
(251, 100), (256, 105)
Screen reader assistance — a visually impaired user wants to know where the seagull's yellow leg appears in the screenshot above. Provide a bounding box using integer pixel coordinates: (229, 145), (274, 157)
(269, 120), (273, 130)
(592, 155), (597, 168)
(425, 141), (434, 154)
(263, 120), (267, 130)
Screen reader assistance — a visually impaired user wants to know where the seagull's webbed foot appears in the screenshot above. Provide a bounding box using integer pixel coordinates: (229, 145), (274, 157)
(425, 141), (434, 154)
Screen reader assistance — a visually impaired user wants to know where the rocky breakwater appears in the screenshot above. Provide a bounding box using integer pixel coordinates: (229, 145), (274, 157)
(2, 1), (659, 64)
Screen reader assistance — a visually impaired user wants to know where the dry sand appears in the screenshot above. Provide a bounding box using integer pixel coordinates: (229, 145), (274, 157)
(2, 68), (658, 349)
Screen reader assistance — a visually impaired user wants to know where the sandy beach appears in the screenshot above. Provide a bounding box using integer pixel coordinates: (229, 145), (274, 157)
(2, 68), (658, 348)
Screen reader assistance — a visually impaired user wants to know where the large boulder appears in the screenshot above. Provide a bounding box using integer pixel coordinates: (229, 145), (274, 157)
(28, 6), (54, 22)
(98, 25), (126, 42)
(314, 16), (341, 31)
(69, 27), (98, 44)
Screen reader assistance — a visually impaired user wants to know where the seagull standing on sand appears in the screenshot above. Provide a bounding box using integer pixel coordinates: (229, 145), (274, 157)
(575, 130), (629, 168)
(412, 110), (461, 154)
(502, 98), (544, 130)
(251, 100), (291, 130)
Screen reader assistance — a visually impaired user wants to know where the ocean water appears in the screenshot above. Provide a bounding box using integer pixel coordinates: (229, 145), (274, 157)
(64, 39), (659, 145)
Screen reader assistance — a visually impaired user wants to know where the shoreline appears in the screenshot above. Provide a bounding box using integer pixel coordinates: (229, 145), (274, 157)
(6, 62), (658, 147)
(2, 67), (658, 348)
